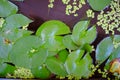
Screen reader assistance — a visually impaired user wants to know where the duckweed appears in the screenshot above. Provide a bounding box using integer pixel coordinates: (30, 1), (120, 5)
(48, 0), (54, 8)
(6, 67), (34, 79)
(86, 9), (95, 18)
(48, 0), (86, 16)
(97, 0), (120, 35)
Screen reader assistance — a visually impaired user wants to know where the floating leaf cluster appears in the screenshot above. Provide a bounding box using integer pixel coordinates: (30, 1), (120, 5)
(97, 0), (120, 35)
(0, 1), (97, 78)
(1, 0), (120, 79)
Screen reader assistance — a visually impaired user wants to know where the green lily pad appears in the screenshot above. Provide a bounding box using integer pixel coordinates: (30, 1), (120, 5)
(46, 51), (58, 57)
(104, 35), (120, 69)
(2, 29), (32, 43)
(0, 36), (13, 77)
(109, 41), (120, 62)
(64, 49), (84, 74)
(0, 62), (16, 77)
(71, 21), (97, 46)
(88, 0), (111, 11)
(63, 35), (78, 50)
(81, 43), (93, 53)
(64, 49), (93, 78)
(31, 66), (51, 79)
(36, 20), (71, 52)
(96, 37), (114, 64)
(83, 26), (97, 44)
(71, 20), (89, 45)
(105, 46), (120, 70)
(0, 0), (18, 17)
(45, 57), (67, 76)
(58, 49), (69, 63)
(42, 36), (65, 52)
(0, 36), (12, 60)
(0, 28), (32, 61)
(5, 14), (32, 28)
(73, 53), (93, 78)
(9, 36), (47, 69)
